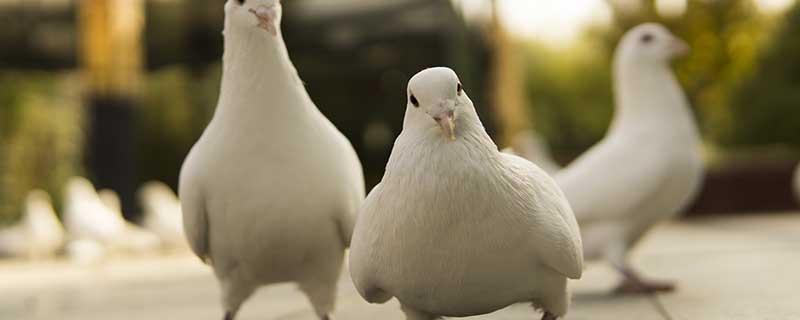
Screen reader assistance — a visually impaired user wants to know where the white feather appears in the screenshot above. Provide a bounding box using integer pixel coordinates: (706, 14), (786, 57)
(179, 0), (365, 317)
(349, 67), (582, 319)
(554, 24), (704, 266)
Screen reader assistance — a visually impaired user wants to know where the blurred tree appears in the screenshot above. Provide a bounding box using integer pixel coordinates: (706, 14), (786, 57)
(0, 73), (83, 225)
(729, 2), (800, 147)
(522, 0), (774, 161)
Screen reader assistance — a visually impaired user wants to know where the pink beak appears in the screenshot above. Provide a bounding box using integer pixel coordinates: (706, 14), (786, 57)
(249, 5), (278, 36)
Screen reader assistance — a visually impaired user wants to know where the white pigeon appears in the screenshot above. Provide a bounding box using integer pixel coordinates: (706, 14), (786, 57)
(179, 1), (365, 319)
(97, 189), (162, 253)
(63, 177), (126, 245)
(0, 190), (65, 259)
(138, 181), (187, 248)
(554, 23), (704, 294)
(507, 130), (561, 174)
(62, 177), (159, 255)
(349, 67), (583, 320)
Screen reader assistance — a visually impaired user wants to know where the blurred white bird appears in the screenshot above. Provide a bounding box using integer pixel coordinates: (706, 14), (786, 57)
(179, 1), (365, 319)
(555, 23), (704, 294)
(97, 189), (162, 253)
(506, 130), (561, 174)
(138, 181), (187, 249)
(63, 177), (126, 245)
(62, 177), (159, 256)
(349, 68), (583, 320)
(0, 190), (65, 259)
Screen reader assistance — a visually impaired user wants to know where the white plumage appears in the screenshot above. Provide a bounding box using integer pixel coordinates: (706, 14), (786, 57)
(0, 190), (65, 259)
(349, 67), (582, 320)
(138, 181), (187, 249)
(554, 23), (704, 293)
(178, 1), (364, 319)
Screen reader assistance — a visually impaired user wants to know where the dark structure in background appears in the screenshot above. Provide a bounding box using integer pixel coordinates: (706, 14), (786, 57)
(282, 0), (494, 184)
(77, 0), (144, 219)
(1, 0), (798, 216)
(150, 0), (494, 186)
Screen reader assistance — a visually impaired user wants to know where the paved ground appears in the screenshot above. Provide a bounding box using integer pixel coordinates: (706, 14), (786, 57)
(1, 213), (799, 320)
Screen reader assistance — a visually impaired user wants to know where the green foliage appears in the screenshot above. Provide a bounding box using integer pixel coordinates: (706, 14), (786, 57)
(137, 65), (220, 188)
(0, 72), (83, 224)
(521, 0), (793, 160)
(729, 2), (800, 147)
(522, 41), (614, 157)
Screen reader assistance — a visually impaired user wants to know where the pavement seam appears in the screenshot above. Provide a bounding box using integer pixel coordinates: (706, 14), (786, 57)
(648, 294), (674, 320)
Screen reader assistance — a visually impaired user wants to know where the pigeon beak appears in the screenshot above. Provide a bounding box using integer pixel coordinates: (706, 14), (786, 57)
(434, 110), (457, 141)
(249, 4), (278, 36)
(670, 38), (690, 57)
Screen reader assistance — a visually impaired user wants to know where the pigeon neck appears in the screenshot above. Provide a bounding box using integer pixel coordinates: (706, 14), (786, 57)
(389, 102), (498, 177)
(610, 61), (697, 135)
(215, 26), (310, 120)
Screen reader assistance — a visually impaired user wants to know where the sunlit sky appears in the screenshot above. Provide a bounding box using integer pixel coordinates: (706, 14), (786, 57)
(458, 0), (797, 47)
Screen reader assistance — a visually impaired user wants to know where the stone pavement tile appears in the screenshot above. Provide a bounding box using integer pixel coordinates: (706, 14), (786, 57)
(645, 249), (800, 320)
(2, 214), (798, 320)
(632, 214), (800, 320)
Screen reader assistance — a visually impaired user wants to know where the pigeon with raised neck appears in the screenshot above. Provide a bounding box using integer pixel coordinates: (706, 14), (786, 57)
(349, 67), (583, 320)
(179, 1), (365, 319)
(555, 23), (704, 294)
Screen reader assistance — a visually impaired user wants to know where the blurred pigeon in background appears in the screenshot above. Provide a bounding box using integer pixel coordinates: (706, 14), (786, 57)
(63, 177), (159, 257)
(349, 68), (582, 320)
(555, 23), (704, 294)
(98, 189), (161, 253)
(179, 1), (365, 319)
(138, 181), (187, 249)
(0, 190), (65, 259)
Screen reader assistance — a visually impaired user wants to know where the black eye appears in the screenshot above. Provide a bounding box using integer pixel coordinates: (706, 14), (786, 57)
(641, 33), (653, 44)
(409, 94), (419, 107)
(457, 83), (463, 96)
(236, 0), (245, 5)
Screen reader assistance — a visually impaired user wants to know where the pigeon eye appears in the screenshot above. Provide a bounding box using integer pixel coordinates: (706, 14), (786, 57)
(236, 0), (246, 5)
(641, 33), (653, 44)
(457, 83), (463, 96)
(409, 94), (420, 108)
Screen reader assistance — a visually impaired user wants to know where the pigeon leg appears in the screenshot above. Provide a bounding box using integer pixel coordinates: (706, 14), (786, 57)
(614, 267), (675, 294)
(223, 311), (235, 320)
(401, 304), (438, 320)
(541, 311), (558, 320)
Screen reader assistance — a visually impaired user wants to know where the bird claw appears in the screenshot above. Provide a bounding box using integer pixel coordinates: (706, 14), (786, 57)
(613, 277), (676, 295)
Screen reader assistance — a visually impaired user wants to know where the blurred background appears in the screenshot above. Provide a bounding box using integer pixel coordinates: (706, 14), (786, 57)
(1, 0), (799, 227)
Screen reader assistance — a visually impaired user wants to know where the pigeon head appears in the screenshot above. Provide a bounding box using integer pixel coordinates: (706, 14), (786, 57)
(225, 0), (282, 36)
(138, 181), (174, 206)
(24, 190), (54, 221)
(406, 67), (469, 142)
(618, 23), (689, 64)
(65, 177), (97, 201)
